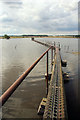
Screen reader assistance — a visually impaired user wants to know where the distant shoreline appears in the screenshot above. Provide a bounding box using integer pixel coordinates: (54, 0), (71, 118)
(0, 35), (79, 39)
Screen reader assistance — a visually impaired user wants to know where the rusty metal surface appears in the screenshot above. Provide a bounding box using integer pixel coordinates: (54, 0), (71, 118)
(32, 39), (55, 50)
(51, 47), (53, 71)
(0, 46), (53, 107)
(43, 47), (67, 119)
(32, 39), (51, 47)
(46, 52), (48, 95)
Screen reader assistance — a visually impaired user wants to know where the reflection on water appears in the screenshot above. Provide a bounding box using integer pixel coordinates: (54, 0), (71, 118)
(0, 38), (79, 119)
(1, 38), (47, 118)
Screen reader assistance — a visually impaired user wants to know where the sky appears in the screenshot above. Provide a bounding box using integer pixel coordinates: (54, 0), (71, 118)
(0, 0), (79, 35)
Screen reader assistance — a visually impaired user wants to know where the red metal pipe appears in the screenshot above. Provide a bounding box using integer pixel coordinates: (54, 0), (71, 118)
(0, 46), (52, 107)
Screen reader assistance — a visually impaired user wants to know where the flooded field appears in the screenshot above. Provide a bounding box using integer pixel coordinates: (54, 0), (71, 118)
(0, 38), (79, 119)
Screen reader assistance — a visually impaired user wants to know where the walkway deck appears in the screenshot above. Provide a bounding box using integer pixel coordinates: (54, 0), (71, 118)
(43, 47), (67, 119)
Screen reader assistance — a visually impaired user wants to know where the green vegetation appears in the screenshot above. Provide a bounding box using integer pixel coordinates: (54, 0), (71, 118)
(22, 35), (48, 37)
(13, 34), (80, 38)
(0, 34), (80, 39)
(3, 34), (10, 39)
(54, 35), (80, 38)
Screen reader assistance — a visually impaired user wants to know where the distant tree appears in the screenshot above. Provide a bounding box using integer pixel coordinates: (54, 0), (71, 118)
(3, 34), (10, 39)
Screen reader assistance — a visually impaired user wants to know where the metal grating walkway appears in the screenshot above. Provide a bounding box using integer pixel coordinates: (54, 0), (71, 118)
(43, 48), (67, 119)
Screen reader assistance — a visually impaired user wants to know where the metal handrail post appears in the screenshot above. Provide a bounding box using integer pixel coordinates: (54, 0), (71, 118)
(46, 51), (48, 95)
(51, 46), (53, 71)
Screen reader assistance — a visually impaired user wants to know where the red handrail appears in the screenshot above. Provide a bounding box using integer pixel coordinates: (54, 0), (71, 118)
(0, 46), (53, 107)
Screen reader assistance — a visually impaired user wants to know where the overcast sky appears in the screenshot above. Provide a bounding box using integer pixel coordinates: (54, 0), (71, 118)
(0, 0), (79, 35)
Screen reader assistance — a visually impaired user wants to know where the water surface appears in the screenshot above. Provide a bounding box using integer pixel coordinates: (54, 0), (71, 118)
(0, 38), (79, 119)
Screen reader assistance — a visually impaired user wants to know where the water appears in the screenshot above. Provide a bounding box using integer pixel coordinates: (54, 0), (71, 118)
(0, 38), (79, 119)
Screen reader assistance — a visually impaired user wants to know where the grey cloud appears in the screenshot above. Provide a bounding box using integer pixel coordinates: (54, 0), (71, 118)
(1, 0), (23, 8)
(34, 3), (77, 33)
(4, 2), (22, 5)
(1, 0), (78, 35)
(38, 4), (70, 25)
(69, 3), (77, 11)
(1, 18), (13, 22)
(1, 0), (22, 2)
(57, 25), (78, 31)
(16, 14), (77, 34)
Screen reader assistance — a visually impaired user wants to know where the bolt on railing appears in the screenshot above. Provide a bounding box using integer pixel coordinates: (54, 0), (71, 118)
(0, 46), (53, 108)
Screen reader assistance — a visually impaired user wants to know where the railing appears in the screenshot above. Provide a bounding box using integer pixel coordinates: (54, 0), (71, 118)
(0, 46), (53, 108)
